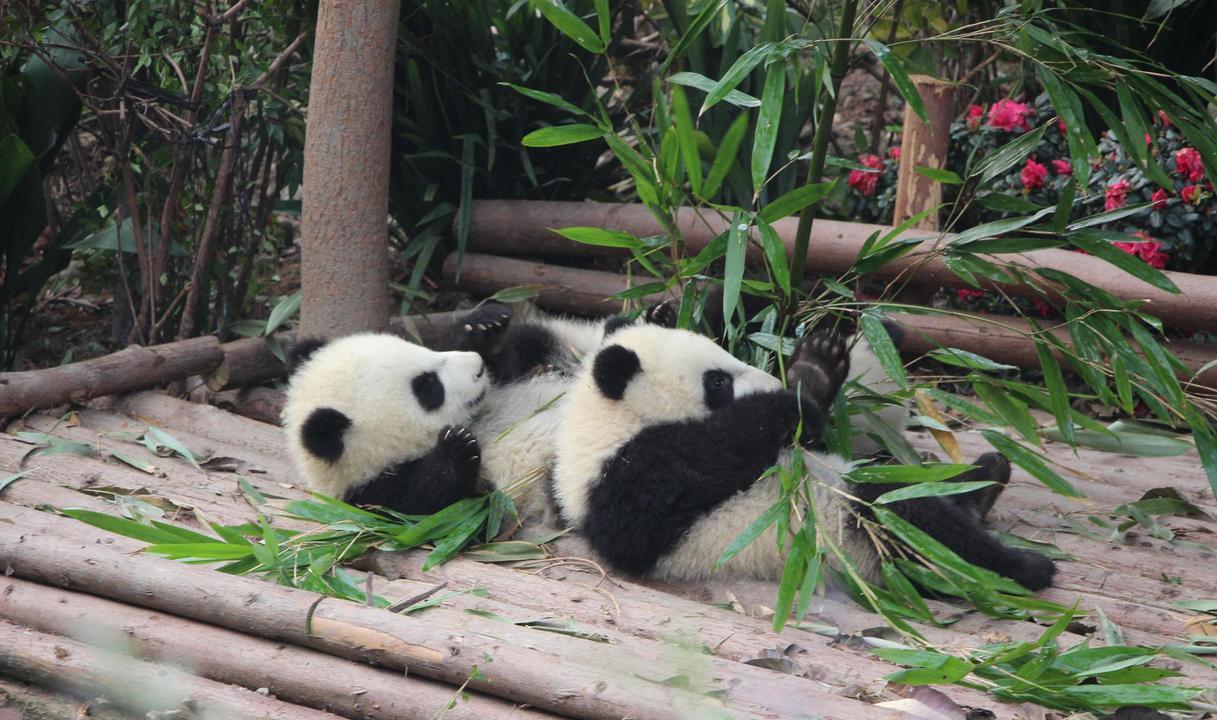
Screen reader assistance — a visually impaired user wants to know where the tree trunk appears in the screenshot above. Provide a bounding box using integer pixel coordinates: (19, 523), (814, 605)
(298, 0), (399, 339)
(891, 76), (957, 230)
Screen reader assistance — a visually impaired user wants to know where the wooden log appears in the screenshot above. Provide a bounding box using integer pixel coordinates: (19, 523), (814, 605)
(442, 253), (668, 316)
(0, 336), (222, 419)
(0, 520), (901, 720)
(206, 312), (468, 391)
(0, 619), (342, 720)
(442, 254), (1217, 386)
(891, 76), (957, 230)
(464, 200), (1217, 331)
(0, 675), (137, 720)
(0, 577), (555, 720)
(207, 385), (287, 424)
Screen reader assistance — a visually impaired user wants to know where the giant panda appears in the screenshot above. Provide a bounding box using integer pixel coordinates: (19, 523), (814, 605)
(549, 324), (1056, 590)
(282, 333), (489, 515)
(446, 301), (676, 524)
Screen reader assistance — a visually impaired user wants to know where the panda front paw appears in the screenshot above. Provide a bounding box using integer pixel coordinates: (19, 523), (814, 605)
(644, 299), (679, 329)
(462, 303), (512, 347)
(786, 330), (850, 410)
(439, 425), (481, 477)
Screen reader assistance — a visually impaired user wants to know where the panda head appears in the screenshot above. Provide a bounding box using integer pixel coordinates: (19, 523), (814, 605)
(282, 333), (488, 496)
(552, 324), (781, 522)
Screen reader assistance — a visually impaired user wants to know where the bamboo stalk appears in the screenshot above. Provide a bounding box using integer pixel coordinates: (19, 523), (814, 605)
(0, 618), (342, 720)
(0, 336), (223, 418)
(0, 516), (900, 720)
(0, 576), (554, 720)
(463, 200), (1217, 332)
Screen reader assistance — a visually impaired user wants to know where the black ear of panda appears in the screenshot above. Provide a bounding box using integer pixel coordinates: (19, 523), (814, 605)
(592, 344), (640, 401)
(287, 337), (329, 373)
(301, 407), (351, 462)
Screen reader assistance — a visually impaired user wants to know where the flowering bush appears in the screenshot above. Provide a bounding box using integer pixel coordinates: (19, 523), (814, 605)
(832, 146), (899, 223)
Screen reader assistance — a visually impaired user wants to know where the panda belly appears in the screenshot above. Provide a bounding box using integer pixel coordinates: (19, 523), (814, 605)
(473, 372), (571, 525)
(653, 449), (881, 582)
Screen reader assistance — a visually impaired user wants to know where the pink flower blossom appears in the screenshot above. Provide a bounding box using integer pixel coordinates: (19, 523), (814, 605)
(1182, 184), (1203, 204)
(966, 104), (985, 130)
(1157, 110), (1171, 128)
(987, 99), (1032, 132)
(1057, 118), (1067, 134)
(1151, 188), (1169, 210)
(1033, 299), (1055, 318)
(1052, 159), (1072, 175)
(1145, 133), (1153, 145)
(1115, 231), (1170, 270)
(847, 154), (883, 197)
(956, 289), (985, 302)
(1105, 179), (1130, 211)
(1175, 147), (1204, 182)
(1021, 157), (1048, 190)
(888, 146), (901, 162)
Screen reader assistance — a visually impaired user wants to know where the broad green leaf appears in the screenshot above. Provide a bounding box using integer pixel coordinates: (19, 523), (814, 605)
(1038, 69), (1092, 186)
(873, 507), (1027, 593)
(659, 0), (727, 73)
(859, 314), (907, 389)
(756, 218), (790, 296)
(521, 124), (603, 148)
(717, 498), (785, 567)
(552, 226), (641, 249)
(110, 450), (158, 474)
(144, 427), (200, 469)
(913, 166), (962, 184)
(981, 430), (1083, 497)
(703, 111), (749, 199)
(927, 348), (1017, 372)
(973, 122), (1048, 187)
(593, 0), (610, 45)
(531, 0), (605, 54)
(863, 40), (927, 122)
(701, 42), (775, 115)
(722, 215), (748, 330)
(758, 181), (836, 224)
(949, 206), (1054, 246)
(972, 383), (1039, 444)
(667, 72), (761, 109)
(752, 60), (785, 195)
(847, 463), (975, 484)
(1066, 202), (1152, 231)
(60, 508), (189, 545)
(1034, 339), (1074, 446)
(874, 481), (996, 505)
(15, 432), (94, 458)
(887, 655), (974, 685)
(147, 543), (255, 561)
(500, 83), (588, 117)
(1068, 231), (1178, 294)
(1058, 683), (1201, 708)
(670, 85), (701, 195)
(975, 192), (1043, 214)
(264, 291), (301, 335)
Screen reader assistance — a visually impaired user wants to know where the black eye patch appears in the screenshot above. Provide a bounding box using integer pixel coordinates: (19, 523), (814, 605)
(703, 370), (733, 410)
(412, 371), (445, 411)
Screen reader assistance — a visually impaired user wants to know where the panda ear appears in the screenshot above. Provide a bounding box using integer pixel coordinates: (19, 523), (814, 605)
(592, 344), (640, 400)
(301, 407), (350, 462)
(287, 337), (328, 373)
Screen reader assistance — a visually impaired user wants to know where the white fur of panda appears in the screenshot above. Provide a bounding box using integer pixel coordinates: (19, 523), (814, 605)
(549, 324), (1055, 590)
(282, 333), (489, 515)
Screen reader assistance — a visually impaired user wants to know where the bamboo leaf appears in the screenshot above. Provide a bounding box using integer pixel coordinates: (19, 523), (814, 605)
(667, 72), (761, 109)
(722, 214), (748, 330)
(756, 218), (790, 296)
(1068, 230), (1179, 294)
(973, 122), (1048, 187)
(659, 0), (727, 73)
(670, 85), (702, 195)
(531, 0), (605, 54)
(752, 60), (785, 195)
(521, 124), (603, 147)
(758, 181), (835, 224)
(703, 111), (749, 199)
(717, 498), (785, 567)
(1034, 339), (1074, 446)
(980, 430), (1084, 497)
(859, 314), (907, 389)
(0, 470), (33, 496)
(264, 291), (301, 336)
(913, 166), (961, 184)
(701, 42), (775, 116)
(847, 463), (975, 484)
(874, 481), (996, 505)
(552, 226), (641, 249)
(144, 427), (200, 469)
(500, 83), (589, 117)
(863, 40), (926, 122)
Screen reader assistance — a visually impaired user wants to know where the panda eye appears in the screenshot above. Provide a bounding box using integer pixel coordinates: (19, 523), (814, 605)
(412, 371), (445, 412)
(703, 370), (734, 410)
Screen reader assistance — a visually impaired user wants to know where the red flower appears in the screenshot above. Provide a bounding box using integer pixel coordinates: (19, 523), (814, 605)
(1182, 184), (1203, 204)
(1021, 157), (1048, 190)
(966, 104), (985, 130)
(987, 99), (1032, 132)
(848, 154), (883, 197)
(956, 288), (985, 302)
(1157, 110), (1171, 128)
(888, 146), (901, 162)
(1057, 118), (1067, 134)
(1139, 241), (1169, 269)
(1105, 179), (1130, 211)
(1052, 159), (1072, 175)
(1151, 188), (1169, 210)
(1145, 133), (1153, 145)
(1033, 299), (1055, 318)
(1175, 147), (1205, 182)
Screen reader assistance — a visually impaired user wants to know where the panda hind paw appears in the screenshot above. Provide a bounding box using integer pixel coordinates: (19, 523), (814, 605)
(439, 425), (481, 474)
(644, 299), (679, 329)
(462, 303), (512, 344)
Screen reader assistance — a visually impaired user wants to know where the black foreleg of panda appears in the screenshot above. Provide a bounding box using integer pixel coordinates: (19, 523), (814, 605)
(584, 389), (827, 576)
(346, 426), (485, 516)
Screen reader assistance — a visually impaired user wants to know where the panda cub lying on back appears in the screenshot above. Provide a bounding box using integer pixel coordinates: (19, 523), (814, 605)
(550, 324), (1056, 590)
(282, 334), (489, 515)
